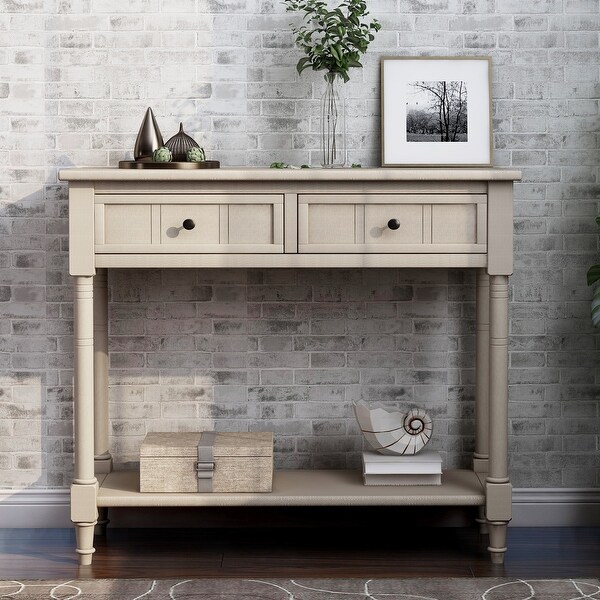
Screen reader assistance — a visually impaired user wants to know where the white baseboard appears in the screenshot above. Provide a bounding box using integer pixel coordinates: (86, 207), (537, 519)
(1, 487), (599, 528)
(510, 488), (600, 527)
(0, 489), (72, 528)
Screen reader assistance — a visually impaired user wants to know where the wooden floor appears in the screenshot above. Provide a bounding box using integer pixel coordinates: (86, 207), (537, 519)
(1, 524), (599, 579)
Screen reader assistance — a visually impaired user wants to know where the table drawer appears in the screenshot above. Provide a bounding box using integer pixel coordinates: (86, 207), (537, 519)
(94, 194), (284, 253)
(298, 194), (487, 253)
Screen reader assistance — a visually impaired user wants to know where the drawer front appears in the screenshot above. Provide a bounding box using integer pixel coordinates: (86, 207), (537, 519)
(298, 194), (487, 253)
(95, 194), (284, 253)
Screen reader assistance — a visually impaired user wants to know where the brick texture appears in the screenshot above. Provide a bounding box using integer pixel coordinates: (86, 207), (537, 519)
(0, 0), (599, 489)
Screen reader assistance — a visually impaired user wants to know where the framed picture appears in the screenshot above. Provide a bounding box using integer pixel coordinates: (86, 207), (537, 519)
(381, 56), (492, 167)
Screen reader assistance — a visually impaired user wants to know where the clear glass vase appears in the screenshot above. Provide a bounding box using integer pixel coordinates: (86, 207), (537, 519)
(321, 72), (346, 168)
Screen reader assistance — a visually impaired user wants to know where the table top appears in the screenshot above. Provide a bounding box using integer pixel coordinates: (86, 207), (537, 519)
(58, 166), (522, 182)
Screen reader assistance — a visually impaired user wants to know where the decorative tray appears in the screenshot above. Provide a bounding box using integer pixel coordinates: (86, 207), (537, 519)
(119, 160), (220, 170)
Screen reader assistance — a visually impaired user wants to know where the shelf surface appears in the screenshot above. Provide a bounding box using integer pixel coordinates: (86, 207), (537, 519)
(97, 469), (485, 508)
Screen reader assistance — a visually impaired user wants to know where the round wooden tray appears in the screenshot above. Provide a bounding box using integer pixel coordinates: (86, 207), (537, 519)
(119, 160), (220, 169)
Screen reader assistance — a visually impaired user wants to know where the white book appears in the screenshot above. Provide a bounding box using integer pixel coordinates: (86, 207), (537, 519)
(363, 473), (442, 486)
(362, 450), (442, 475)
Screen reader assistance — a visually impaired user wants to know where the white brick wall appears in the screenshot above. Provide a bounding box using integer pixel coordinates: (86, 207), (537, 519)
(0, 0), (598, 489)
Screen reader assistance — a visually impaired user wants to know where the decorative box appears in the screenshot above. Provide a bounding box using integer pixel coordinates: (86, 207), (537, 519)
(140, 431), (273, 493)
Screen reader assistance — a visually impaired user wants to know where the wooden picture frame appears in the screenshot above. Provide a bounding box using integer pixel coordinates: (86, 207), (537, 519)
(381, 56), (493, 167)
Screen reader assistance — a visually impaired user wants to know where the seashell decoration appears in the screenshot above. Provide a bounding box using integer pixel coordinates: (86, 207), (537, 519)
(353, 401), (433, 455)
(165, 123), (201, 162)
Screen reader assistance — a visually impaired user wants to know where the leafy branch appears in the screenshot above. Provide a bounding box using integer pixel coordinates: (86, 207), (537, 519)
(586, 214), (600, 327)
(283, 0), (381, 82)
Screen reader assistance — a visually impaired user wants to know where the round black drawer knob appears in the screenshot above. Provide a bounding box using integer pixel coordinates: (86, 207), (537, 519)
(387, 219), (401, 230)
(182, 219), (196, 231)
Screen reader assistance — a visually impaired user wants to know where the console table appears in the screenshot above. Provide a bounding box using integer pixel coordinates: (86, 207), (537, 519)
(59, 167), (520, 565)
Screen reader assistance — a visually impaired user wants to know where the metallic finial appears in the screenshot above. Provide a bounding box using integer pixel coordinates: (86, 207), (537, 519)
(164, 123), (200, 162)
(134, 107), (164, 160)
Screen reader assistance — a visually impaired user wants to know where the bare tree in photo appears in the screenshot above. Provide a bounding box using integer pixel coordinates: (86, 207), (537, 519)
(406, 81), (468, 142)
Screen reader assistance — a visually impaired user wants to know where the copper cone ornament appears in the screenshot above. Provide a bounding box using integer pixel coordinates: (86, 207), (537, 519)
(134, 107), (164, 160)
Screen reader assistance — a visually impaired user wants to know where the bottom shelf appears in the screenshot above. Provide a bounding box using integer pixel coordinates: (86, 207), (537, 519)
(97, 469), (486, 508)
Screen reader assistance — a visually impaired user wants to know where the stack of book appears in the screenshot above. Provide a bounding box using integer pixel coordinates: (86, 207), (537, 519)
(362, 450), (442, 486)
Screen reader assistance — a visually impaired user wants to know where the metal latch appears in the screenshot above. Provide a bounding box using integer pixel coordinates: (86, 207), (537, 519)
(195, 461), (215, 479)
(197, 431), (216, 492)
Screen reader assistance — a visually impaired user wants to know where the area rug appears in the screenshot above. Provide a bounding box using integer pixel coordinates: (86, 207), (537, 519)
(1, 579), (599, 600)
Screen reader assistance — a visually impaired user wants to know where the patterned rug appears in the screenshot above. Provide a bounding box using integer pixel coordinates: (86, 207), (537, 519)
(1, 578), (599, 600)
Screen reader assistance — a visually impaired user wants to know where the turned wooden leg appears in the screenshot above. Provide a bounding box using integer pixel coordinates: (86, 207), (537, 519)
(94, 269), (112, 474)
(477, 507), (489, 536)
(72, 276), (98, 566)
(474, 269), (490, 535)
(95, 507), (110, 536)
(75, 523), (96, 566)
(485, 274), (511, 564)
(488, 522), (508, 565)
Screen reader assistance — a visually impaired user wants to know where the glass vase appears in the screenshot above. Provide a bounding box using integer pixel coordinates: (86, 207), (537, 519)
(320, 72), (346, 168)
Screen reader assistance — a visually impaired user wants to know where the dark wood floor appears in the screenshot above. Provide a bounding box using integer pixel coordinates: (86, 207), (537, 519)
(1, 522), (599, 579)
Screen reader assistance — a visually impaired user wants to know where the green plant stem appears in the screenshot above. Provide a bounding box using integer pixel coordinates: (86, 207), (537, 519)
(322, 73), (341, 166)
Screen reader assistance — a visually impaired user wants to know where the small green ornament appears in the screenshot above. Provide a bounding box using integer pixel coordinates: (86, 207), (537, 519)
(351, 163), (362, 168)
(153, 146), (172, 163)
(186, 147), (206, 162)
(270, 162), (289, 169)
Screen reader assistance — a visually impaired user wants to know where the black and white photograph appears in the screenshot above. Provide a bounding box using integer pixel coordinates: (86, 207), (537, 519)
(381, 57), (491, 166)
(406, 80), (468, 143)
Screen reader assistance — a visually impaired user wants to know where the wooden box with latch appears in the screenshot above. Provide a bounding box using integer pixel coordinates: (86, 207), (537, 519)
(139, 431), (273, 493)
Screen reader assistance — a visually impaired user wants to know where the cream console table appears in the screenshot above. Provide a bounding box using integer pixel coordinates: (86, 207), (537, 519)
(59, 167), (520, 566)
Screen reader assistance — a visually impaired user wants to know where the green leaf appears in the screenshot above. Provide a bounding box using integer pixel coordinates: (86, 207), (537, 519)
(296, 56), (312, 74)
(592, 284), (600, 327)
(587, 265), (600, 286)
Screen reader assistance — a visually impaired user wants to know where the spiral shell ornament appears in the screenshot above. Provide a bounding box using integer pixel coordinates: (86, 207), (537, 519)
(353, 401), (433, 455)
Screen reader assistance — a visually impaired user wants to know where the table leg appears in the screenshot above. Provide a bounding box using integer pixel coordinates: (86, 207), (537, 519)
(94, 269), (112, 474)
(474, 269), (490, 535)
(71, 276), (98, 566)
(486, 274), (512, 564)
(95, 507), (110, 537)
